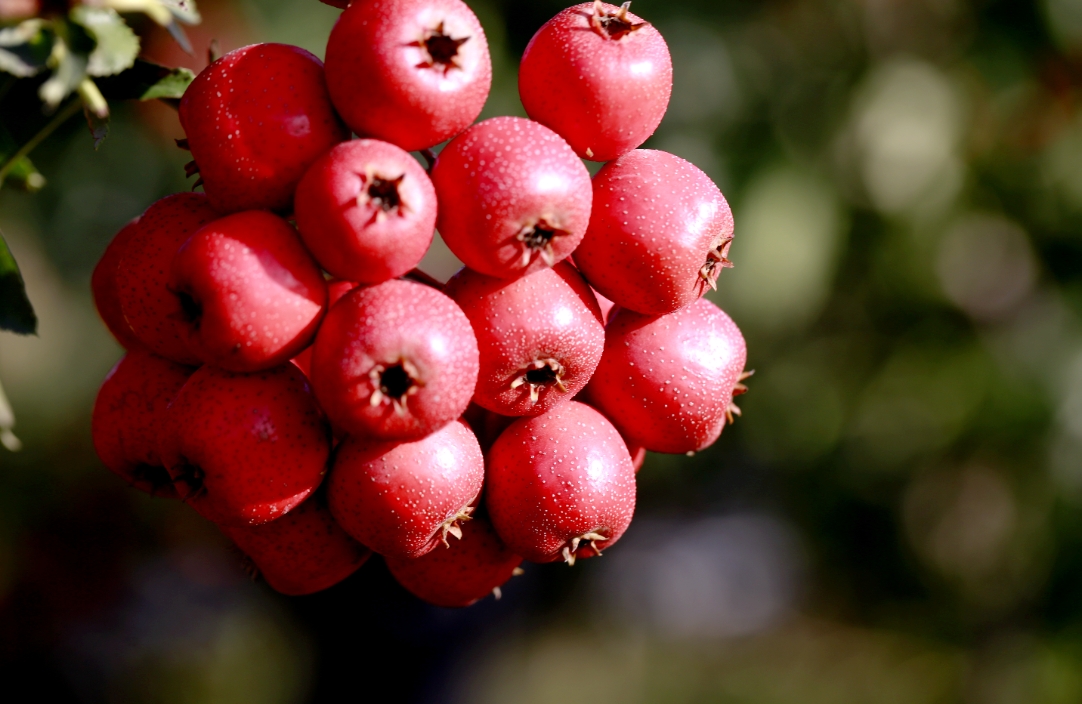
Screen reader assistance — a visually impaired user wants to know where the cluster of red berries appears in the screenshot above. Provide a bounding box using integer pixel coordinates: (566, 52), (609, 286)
(90, 0), (748, 607)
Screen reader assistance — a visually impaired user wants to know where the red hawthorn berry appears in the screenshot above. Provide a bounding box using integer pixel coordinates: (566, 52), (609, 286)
(518, 1), (672, 162)
(593, 288), (616, 323)
(431, 117), (592, 279)
(116, 192), (219, 365)
(92, 217), (142, 350)
(161, 364), (331, 527)
(574, 149), (734, 315)
(91, 349), (195, 497)
(294, 139), (436, 284)
(291, 279), (358, 378)
(324, 0), (492, 151)
(327, 419), (484, 558)
(461, 402), (514, 453)
(221, 493), (371, 596)
(179, 43), (348, 214)
(384, 517), (523, 607)
(169, 211), (328, 373)
(485, 401), (636, 564)
(310, 279), (479, 441)
(443, 262), (604, 416)
(584, 298), (748, 454)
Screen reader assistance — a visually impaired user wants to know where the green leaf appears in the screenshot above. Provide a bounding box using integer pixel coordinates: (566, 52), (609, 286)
(38, 37), (89, 109)
(70, 7), (140, 77)
(96, 59), (194, 102)
(0, 230), (37, 335)
(0, 19), (54, 78)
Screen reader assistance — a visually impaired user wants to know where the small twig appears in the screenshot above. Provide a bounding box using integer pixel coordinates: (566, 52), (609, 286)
(0, 98), (82, 186)
(419, 148), (437, 172)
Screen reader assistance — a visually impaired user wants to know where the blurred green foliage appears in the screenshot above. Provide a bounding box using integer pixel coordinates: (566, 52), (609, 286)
(4, 0), (1082, 702)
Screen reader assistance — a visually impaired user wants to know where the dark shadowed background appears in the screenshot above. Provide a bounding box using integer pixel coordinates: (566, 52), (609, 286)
(4, 0), (1082, 701)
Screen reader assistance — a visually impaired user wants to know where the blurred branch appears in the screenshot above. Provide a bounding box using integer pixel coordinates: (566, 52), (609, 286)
(0, 96), (80, 186)
(0, 376), (21, 452)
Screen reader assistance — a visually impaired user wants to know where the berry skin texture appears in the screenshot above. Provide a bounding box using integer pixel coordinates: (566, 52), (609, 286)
(222, 494), (371, 596)
(169, 211), (328, 372)
(291, 279), (357, 378)
(92, 217), (142, 350)
(485, 401), (636, 564)
(574, 150), (735, 315)
(431, 117), (593, 279)
(584, 298), (747, 454)
(179, 43), (348, 213)
(310, 279), (479, 441)
(325, 0), (492, 152)
(443, 262), (604, 416)
(385, 517), (523, 607)
(518, 2), (672, 162)
(294, 139), (437, 284)
(327, 419), (484, 558)
(161, 364), (331, 527)
(116, 193), (219, 365)
(91, 350), (195, 497)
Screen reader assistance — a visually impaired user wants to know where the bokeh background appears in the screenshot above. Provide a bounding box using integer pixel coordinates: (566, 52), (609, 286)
(4, 0), (1082, 700)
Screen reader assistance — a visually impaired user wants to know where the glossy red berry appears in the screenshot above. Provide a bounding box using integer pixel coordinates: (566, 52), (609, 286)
(116, 193), (219, 365)
(310, 279), (479, 440)
(431, 117), (592, 279)
(574, 149), (734, 315)
(592, 287), (616, 323)
(294, 139), (436, 284)
(385, 517), (522, 607)
(325, 0), (492, 151)
(91, 349), (195, 497)
(443, 262), (604, 416)
(221, 493), (371, 596)
(169, 211), (328, 372)
(327, 419), (484, 558)
(92, 217), (142, 350)
(179, 43), (348, 213)
(291, 279), (357, 378)
(519, 1), (672, 162)
(485, 401), (636, 564)
(161, 364), (331, 527)
(461, 402), (514, 453)
(584, 298), (747, 454)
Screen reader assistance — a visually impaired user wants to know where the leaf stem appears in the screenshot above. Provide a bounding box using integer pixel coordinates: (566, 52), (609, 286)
(0, 98), (82, 186)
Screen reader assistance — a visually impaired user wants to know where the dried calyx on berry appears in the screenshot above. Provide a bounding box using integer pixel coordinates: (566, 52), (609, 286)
(359, 167), (408, 221)
(510, 357), (568, 403)
(699, 235), (734, 291)
(515, 218), (567, 268)
(438, 505), (475, 547)
(562, 530), (609, 566)
(589, 0), (647, 40)
(369, 358), (424, 416)
(726, 369), (754, 424)
(412, 21), (470, 73)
